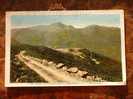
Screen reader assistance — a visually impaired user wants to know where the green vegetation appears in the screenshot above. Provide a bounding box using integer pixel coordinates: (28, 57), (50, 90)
(10, 23), (123, 82)
(11, 44), (122, 82)
(11, 23), (121, 61)
(11, 45), (47, 82)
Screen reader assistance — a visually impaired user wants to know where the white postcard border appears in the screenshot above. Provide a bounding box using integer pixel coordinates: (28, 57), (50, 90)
(5, 10), (126, 87)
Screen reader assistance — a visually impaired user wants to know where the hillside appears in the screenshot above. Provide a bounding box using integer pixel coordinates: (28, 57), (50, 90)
(11, 23), (121, 61)
(11, 44), (122, 82)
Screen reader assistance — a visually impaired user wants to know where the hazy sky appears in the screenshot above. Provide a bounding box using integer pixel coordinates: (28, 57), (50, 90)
(11, 14), (120, 28)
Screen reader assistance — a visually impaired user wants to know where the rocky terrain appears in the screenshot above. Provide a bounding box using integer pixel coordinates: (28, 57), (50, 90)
(10, 44), (122, 83)
(14, 50), (105, 83)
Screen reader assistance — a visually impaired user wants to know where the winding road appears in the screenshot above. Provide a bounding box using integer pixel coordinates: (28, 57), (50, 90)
(16, 51), (85, 83)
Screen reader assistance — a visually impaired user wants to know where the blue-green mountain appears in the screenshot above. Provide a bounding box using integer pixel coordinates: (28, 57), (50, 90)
(11, 22), (121, 61)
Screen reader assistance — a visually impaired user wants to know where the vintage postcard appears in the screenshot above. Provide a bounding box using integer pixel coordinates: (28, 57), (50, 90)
(5, 10), (126, 87)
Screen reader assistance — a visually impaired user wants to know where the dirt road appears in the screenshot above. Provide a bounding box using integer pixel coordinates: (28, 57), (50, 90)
(16, 52), (85, 83)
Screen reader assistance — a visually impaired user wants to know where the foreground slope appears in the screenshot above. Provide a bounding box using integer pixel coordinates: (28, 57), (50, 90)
(11, 44), (122, 82)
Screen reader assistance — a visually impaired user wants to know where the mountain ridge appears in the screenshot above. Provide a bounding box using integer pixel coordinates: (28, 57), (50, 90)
(11, 23), (121, 61)
(12, 22), (120, 30)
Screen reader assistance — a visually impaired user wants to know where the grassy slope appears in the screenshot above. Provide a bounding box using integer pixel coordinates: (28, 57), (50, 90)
(10, 44), (47, 82)
(11, 43), (122, 81)
(11, 24), (121, 62)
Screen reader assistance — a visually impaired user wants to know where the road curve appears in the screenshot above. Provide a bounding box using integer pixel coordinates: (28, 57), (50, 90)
(16, 52), (85, 83)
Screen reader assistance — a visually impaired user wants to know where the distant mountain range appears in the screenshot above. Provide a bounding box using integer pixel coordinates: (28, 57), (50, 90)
(11, 22), (121, 61)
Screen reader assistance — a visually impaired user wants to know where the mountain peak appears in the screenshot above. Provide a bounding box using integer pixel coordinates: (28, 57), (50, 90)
(50, 22), (65, 27)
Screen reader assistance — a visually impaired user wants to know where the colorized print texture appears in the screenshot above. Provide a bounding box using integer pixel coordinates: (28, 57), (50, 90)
(5, 11), (126, 86)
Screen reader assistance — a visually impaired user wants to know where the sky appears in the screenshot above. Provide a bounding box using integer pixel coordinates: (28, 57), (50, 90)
(11, 14), (120, 28)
